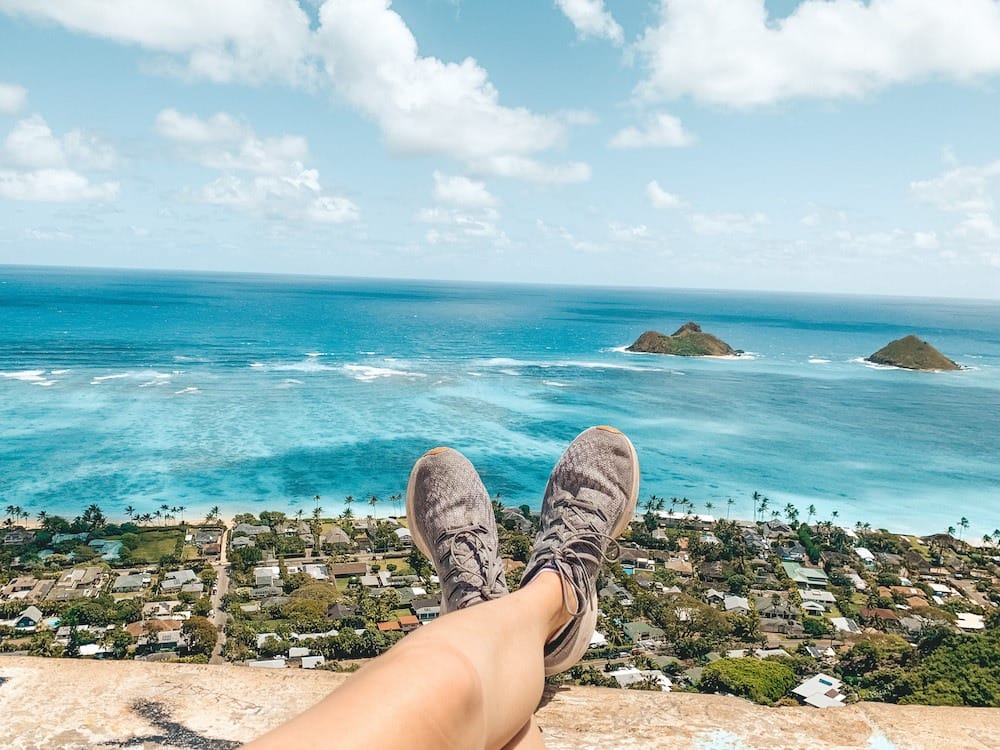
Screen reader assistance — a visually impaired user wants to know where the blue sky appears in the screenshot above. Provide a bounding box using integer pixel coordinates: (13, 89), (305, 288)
(1, 0), (999, 298)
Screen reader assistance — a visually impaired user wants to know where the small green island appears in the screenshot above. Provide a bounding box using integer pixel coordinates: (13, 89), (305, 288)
(627, 322), (740, 357)
(866, 335), (961, 371)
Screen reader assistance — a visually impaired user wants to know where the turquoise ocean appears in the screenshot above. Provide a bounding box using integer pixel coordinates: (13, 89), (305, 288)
(1, 266), (998, 538)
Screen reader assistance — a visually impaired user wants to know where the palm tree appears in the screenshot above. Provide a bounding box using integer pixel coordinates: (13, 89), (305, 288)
(124, 505), (136, 521)
(726, 498), (734, 520)
(140, 513), (152, 526)
(784, 503), (799, 526)
(947, 525), (957, 538)
(958, 517), (970, 543)
(312, 505), (323, 521)
(37, 510), (48, 527)
(368, 494), (379, 518)
(704, 501), (714, 516)
(831, 510), (839, 525)
(345, 495), (355, 515)
(177, 505), (186, 524)
(807, 504), (816, 524)
(207, 505), (220, 522)
(390, 493), (402, 516)
(153, 510), (163, 525)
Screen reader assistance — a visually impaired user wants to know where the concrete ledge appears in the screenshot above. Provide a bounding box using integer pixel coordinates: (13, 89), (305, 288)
(1, 656), (998, 749)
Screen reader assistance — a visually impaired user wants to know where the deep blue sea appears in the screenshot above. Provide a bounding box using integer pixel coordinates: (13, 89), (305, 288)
(1, 266), (998, 538)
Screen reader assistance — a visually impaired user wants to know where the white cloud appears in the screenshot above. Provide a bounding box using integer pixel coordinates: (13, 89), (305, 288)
(912, 159), (1000, 244)
(0, 0), (315, 85)
(0, 82), (27, 114)
(432, 171), (497, 208)
(0, 114), (119, 201)
(913, 231), (939, 249)
(646, 180), (683, 209)
(610, 113), (695, 149)
(24, 227), (74, 240)
(555, 0), (624, 45)
(469, 155), (591, 184)
(609, 222), (652, 242)
(315, 0), (567, 166)
(911, 160), (1000, 215)
(691, 211), (767, 235)
(157, 108), (358, 223)
(635, 0), (1000, 108)
(0, 168), (119, 202)
(1, 2), (581, 182)
(156, 109), (308, 175)
(536, 218), (604, 253)
(416, 205), (507, 246)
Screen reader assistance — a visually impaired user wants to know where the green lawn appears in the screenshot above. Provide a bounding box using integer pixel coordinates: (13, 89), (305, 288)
(129, 528), (184, 562)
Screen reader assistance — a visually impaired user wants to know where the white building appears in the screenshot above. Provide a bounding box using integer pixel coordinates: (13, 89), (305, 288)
(792, 673), (846, 708)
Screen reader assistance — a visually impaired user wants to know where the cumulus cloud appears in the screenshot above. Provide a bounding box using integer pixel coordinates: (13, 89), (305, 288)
(646, 180), (683, 209)
(432, 171), (497, 208)
(536, 218), (603, 253)
(691, 211), (767, 235)
(554, 0), (624, 45)
(315, 0), (567, 165)
(0, 82), (27, 114)
(635, 0), (1000, 108)
(0, 114), (119, 201)
(0, 1), (585, 183)
(610, 113), (695, 149)
(156, 108), (358, 223)
(0, 0), (315, 85)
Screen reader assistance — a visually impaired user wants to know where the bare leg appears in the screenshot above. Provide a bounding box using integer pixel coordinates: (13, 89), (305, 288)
(501, 717), (546, 750)
(244, 572), (569, 750)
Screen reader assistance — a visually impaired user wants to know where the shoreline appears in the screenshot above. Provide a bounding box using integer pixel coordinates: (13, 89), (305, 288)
(9, 503), (995, 547)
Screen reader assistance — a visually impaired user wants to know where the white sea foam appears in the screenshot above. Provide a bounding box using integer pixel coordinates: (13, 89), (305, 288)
(542, 380), (570, 387)
(342, 364), (427, 382)
(808, 358), (831, 364)
(50, 369), (70, 375)
(499, 369), (521, 377)
(467, 372), (483, 377)
(1, 369), (49, 384)
(305, 351), (324, 358)
(851, 356), (900, 371)
(174, 387), (200, 395)
(91, 373), (131, 384)
(250, 359), (336, 373)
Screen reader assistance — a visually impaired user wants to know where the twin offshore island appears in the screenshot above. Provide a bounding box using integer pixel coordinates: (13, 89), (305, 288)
(626, 323), (964, 371)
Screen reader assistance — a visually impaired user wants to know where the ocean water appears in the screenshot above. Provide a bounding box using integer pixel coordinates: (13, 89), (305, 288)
(1, 266), (998, 538)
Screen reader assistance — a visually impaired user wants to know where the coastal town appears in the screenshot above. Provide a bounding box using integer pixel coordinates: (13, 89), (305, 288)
(1, 496), (998, 708)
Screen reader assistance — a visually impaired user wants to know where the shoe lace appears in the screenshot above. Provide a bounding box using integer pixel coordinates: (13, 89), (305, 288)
(436, 523), (505, 609)
(533, 489), (620, 617)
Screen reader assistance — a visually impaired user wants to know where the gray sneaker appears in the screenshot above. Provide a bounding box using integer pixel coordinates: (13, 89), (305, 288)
(520, 426), (640, 675)
(405, 447), (509, 614)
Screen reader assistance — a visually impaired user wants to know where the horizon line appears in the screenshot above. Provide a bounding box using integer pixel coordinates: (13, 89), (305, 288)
(3, 262), (999, 305)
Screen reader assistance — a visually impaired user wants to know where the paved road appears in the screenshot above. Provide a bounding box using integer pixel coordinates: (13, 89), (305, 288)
(209, 525), (231, 664)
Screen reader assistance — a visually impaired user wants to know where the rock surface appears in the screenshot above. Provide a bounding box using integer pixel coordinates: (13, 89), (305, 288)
(3, 655), (999, 749)
(867, 335), (960, 371)
(627, 322), (738, 357)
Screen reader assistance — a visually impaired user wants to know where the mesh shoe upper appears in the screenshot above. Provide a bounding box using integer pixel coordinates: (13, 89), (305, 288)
(520, 426), (639, 674)
(405, 448), (509, 613)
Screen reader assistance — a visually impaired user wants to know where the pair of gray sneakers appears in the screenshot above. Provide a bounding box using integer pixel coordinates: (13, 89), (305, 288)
(404, 426), (640, 675)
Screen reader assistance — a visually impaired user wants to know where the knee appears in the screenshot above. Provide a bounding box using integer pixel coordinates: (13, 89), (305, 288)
(389, 638), (486, 745)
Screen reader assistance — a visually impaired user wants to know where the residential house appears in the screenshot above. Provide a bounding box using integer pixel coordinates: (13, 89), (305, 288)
(414, 606), (440, 623)
(321, 527), (352, 551)
(88, 539), (123, 561)
(830, 617), (861, 634)
(14, 605), (43, 629)
(248, 658), (287, 669)
(301, 655), (326, 669)
(955, 613), (985, 631)
(328, 603), (358, 621)
(3, 528), (35, 547)
(329, 562), (368, 578)
(231, 536), (255, 549)
(782, 562), (830, 589)
(623, 621), (666, 643)
(608, 667), (672, 691)
(859, 608), (900, 626)
(792, 673), (846, 708)
(854, 547), (876, 568)
(755, 595), (797, 621)
(723, 595), (751, 615)
(160, 569), (198, 592)
(800, 589), (836, 610)
(112, 572), (150, 593)
(393, 527), (413, 547)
